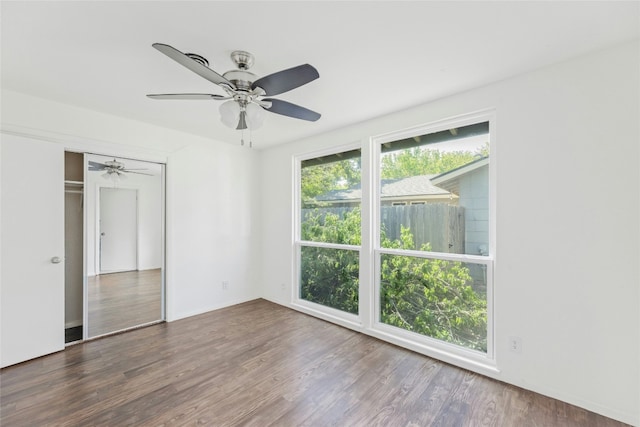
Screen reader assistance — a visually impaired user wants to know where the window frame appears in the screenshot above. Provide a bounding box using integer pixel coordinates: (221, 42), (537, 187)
(292, 110), (497, 370)
(292, 142), (363, 326)
(371, 110), (496, 363)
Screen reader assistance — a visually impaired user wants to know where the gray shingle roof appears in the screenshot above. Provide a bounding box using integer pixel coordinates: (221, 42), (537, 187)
(315, 175), (449, 202)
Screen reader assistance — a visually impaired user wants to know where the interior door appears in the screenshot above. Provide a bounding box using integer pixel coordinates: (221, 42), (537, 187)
(1, 134), (65, 367)
(99, 187), (137, 273)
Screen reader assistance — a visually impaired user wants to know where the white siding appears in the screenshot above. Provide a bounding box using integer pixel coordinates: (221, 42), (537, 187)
(457, 166), (489, 255)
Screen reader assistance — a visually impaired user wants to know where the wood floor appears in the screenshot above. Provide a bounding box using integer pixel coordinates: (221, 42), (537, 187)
(87, 269), (162, 337)
(1, 299), (629, 426)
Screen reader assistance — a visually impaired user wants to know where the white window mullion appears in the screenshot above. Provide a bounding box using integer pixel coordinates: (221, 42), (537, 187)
(359, 136), (374, 329)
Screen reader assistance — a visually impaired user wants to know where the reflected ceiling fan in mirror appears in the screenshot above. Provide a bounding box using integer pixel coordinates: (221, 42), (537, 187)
(89, 159), (153, 182)
(147, 43), (321, 147)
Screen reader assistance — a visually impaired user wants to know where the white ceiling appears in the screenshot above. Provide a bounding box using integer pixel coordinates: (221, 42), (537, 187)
(2, 1), (638, 149)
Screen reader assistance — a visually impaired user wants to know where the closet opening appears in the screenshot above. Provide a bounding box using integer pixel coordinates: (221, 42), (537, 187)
(64, 151), (84, 344)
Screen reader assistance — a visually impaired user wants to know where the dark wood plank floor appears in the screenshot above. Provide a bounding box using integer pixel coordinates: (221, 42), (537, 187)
(88, 268), (162, 337)
(1, 299), (629, 426)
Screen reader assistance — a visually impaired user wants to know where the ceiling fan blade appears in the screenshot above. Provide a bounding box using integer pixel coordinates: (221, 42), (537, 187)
(125, 171), (155, 176)
(147, 93), (228, 100)
(152, 43), (236, 89)
(88, 161), (107, 170)
(263, 99), (321, 122)
(251, 64), (319, 96)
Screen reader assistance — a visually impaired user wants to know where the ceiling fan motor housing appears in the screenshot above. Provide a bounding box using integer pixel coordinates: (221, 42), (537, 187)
(223, 69), (258, 92)
(223, 51), (258, 91)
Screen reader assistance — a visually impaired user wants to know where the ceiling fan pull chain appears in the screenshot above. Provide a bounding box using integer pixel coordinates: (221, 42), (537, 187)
(240, 128), (245, 146)
(249, 129), (253, 148)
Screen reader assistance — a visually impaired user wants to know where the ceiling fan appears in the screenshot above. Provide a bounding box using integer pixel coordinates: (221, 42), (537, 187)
(147, 43), (321, 141)
(89, 159), (153, 181)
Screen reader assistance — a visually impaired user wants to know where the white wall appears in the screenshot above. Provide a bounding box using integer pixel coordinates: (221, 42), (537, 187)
(166, 142), (260, 321)
(1, 90), (260, 328)
(258, 40), (639, 425)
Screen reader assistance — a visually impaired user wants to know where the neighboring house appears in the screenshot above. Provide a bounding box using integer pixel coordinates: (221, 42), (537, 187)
(308, 157), (489, 258)
(310, 174), (455, 207)
(431, 156), (489, 256)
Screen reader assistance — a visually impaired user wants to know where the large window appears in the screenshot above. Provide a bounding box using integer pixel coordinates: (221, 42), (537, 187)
(376, 120), (491, 353)
(295, 113), (494, 362)
(297, 147), (361, 315)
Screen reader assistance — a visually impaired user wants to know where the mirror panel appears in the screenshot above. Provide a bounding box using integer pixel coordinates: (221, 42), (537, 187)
(85, 154), (164, 338)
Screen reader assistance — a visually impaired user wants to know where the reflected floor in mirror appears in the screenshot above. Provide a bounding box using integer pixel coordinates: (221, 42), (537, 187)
(88, 269), (162, 337)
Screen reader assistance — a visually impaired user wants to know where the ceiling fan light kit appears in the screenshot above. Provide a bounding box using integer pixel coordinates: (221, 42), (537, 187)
(147, 43), (321, 147)
(102, 170), (126, 183)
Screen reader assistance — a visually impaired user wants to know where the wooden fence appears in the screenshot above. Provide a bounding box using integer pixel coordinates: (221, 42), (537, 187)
(302, 204), (465, 253)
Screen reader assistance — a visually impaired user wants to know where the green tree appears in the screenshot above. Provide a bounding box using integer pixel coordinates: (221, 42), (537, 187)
(300, 207), (360, 314)
(381, 146), (487, 179)
(300, 208), (486, 351)
(301, 158), (361, 204)
(379, 226), (486, 351)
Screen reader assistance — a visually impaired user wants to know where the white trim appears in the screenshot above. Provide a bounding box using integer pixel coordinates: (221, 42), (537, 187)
(297, 241), (360, 251)
(368, 324), (499, 372)
(82, 154), (89, 340)
(290, 300), (361, 327)
(1, 125), (169, 163)
(376, 247), (492, 264)
(160, 163), (166, 323)
(360, 135), (374, 330)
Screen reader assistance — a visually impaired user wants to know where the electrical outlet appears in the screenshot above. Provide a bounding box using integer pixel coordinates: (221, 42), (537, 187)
(222, 281), (229, 290)
(280, 283), (286, 292)
(509, 336), (522, 353)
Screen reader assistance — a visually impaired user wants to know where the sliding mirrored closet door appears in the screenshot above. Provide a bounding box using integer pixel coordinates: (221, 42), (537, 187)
(85, 153), (165, 338)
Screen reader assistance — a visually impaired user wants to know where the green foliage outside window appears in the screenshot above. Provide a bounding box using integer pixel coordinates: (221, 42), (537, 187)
(300, 208), (487, 352)
(300, 207), (360, 314)
(380, 227), (487, 352)
(380, 144), (489, 179)
(300, 246), (360, 315)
